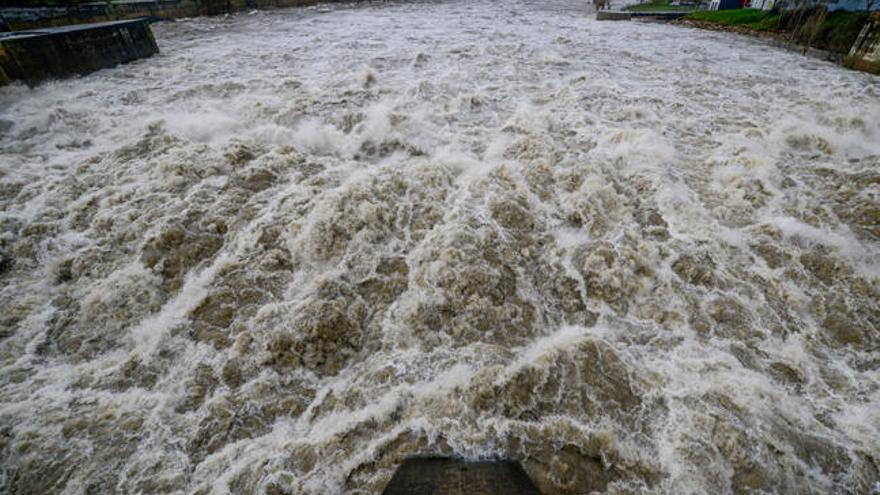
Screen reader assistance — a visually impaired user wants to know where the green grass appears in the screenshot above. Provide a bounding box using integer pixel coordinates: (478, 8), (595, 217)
(625, 0), (698, 12)
(685, 9), (868, 53)
(686, 9), (781, 31)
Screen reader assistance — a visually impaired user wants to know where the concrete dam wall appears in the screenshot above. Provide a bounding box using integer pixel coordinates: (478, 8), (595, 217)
(0, 18), (159, 86)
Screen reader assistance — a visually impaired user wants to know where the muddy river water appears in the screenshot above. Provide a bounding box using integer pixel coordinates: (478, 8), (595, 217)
(1, 0), (879, 493)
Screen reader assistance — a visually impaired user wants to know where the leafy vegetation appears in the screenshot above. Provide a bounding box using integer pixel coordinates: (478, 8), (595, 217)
(808, 11), (869, 52)
(687, 9), (781, 30)
(685, 8), (868, 53)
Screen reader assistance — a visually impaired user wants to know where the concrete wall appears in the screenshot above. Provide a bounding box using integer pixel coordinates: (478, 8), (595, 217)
(845, 12), (880, 73)
(0, 19), (159, 85)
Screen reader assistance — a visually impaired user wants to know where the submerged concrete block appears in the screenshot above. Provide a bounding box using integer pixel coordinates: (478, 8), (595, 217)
(0, 18), (159, 86)
(597, 10), (691, 21)
(596, 10), (632, 20)
(382, 457), (540, 495)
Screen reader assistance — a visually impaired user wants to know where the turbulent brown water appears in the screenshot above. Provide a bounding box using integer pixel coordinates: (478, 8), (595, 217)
(1, 1), (880, 493)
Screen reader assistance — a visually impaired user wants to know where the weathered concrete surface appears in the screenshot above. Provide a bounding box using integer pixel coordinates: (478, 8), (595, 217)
(846, 13), (880, 74)
(1, 0), (319, 32)
(382, 458), (540, 495)
(631, 10), (691, 19)
(0, 18), (158, 86)
(597, 10), (691, 21)
(596, 10), (632, 20)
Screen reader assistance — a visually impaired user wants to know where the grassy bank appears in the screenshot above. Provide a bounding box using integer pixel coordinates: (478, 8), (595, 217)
(684, 9), (869, 54)
(687, 9), (780, 30)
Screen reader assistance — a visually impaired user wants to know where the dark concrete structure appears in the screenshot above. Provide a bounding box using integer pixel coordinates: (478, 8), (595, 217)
(597, 10), (691, 20)
(596, 10), (633, 20)
(846, 13), (880, 74)
(0, 0), (318, 32)
(0, 18), (158, 86)
(382, 458), (540, 495)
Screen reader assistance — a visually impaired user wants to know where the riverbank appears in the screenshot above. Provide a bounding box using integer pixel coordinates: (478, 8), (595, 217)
(0, 0), (317, 31)
(676, 10), (879, 73)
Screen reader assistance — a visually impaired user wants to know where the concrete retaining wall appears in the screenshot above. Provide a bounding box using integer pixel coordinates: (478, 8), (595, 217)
(0, 18), (159, 85)
(596, 10), (691, 21)
(846, 13), (880, 74)
(596, 10), (632, 20)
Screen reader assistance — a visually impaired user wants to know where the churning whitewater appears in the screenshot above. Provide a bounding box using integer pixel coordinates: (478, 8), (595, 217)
(1, 0), (879, 493)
